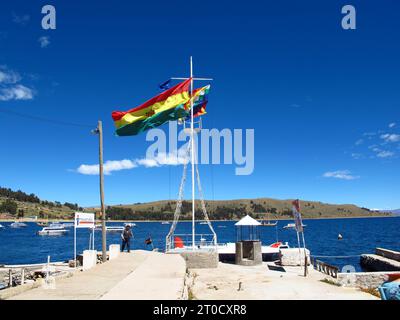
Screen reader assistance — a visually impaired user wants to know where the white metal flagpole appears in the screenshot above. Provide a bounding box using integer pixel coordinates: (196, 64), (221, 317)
(190, 56), (195, 250)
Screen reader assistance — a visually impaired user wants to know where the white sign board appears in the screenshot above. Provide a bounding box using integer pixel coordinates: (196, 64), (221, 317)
(74, 212), (95, 229)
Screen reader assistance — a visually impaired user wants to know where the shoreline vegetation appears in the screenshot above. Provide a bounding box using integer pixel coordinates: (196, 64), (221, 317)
(0, 215), (397, 223)
(0, 186), (393, 222)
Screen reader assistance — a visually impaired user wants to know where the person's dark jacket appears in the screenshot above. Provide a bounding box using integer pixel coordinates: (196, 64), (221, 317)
(122, 228), (133, 240)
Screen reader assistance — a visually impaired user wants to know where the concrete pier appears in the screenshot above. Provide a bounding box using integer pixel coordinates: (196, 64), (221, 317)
(360, 248), (400, 272)
(189, 262), (378, 300)
(6, 250), (186, 300)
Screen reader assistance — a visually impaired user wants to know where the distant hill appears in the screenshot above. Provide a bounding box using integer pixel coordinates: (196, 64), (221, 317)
(0, 186), (81, 220)
(378, 209), (400, 216)
(0, 185), (394, 221)
(88, 198), (393, 221)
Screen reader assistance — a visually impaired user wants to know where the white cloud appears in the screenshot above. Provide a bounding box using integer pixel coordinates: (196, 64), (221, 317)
(376, 151), (394, 158)
(355, 139), (364, 145)
(380, 133), (400, 143)
(351, 153), (363, 159)
(138, 152), (189, 167)
(0, 66), (21, 84)
(389, 123), (396, 128)
(12, 13), (30, 26)
(38, 36), (50, 48)
(0, 84), (34, 101)
(323, 170), (359, 180)
(77, 159), (137, 175)
(76, 152), (189, 175)
(0, 66), (35, 101)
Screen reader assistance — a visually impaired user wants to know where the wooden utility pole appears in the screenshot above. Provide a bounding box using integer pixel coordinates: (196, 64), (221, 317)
(97, 120), (107, 263)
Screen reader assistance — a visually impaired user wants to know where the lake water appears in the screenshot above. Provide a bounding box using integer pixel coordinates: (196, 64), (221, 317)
(0, 217), (399, 271)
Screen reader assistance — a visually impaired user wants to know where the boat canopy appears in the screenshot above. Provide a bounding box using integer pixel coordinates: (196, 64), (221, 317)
(235, 215), (261, 226)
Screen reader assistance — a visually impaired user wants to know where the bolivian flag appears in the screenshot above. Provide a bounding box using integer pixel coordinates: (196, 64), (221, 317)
(112, 79), (191, 136)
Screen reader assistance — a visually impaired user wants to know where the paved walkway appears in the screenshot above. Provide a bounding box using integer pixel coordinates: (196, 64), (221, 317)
(190, 262), (378, 300)
(8, 250), (186, 300)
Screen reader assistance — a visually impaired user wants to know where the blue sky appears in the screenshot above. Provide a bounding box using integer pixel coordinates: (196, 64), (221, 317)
(0, 0), (399, 209)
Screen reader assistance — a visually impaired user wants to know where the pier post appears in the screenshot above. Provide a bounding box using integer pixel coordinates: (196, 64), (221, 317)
(97, 120), (107, 263)
(8, 269), (12, 287)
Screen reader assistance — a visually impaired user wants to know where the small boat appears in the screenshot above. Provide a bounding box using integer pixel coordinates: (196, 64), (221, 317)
(260, 221), (278, 227)
(199, 221), (208, 225)
(338, 233), (343, 240)
(161, 221), (170, 225)
(37, 221), (49, 227)
(95, 225), (125, 233)
(37, 224), (68, 236)
(55, 222), (74, 228)
(260, 213), (278, 226)
(124, 222), (136, 227)
(0, 224), (4, 229)
(10, 222), (27, 228)
(283, 223), (306, 229)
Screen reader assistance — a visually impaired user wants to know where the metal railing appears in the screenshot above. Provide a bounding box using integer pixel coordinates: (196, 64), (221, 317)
(311, 257), (339, 278)
(165, 233), (217, 252)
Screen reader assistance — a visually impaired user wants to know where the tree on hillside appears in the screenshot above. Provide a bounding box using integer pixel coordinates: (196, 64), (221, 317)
(0, 199), (18, 215)
(17, 209), (24, 218)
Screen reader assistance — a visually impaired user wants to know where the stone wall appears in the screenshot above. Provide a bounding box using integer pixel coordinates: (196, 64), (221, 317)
(174, 250), (219, 269)
(336, 271), (400, 289)
(235, 241), (262, 266)
(279, 248), (310, 266)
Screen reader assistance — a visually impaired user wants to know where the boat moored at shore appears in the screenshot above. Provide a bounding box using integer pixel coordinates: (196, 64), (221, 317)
(95, 225), (125, 233)
(37, 224), (68, 236)
(283, 223), (306, 229)
(10, 222), (27, 228)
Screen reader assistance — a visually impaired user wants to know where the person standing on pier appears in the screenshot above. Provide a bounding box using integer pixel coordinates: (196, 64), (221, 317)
(121, 225), (133, 253)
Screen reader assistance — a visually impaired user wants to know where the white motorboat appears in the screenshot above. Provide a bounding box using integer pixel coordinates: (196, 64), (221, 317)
(0, 224), (4, 229)
(161, 221), (170, 225)
(283, 223), (306, 229)
(10, 222), (27, 228)
(124, 222), (136, 227)
(62, 223), (74, 228)
(95, 225), (125, 233)
(37, 224), (68, 236)
(50, 222), (74, 228)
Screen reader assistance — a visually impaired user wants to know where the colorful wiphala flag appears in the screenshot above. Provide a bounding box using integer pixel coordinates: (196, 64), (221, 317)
(184, 85), (210, 120)
(112, 79), (191, 136)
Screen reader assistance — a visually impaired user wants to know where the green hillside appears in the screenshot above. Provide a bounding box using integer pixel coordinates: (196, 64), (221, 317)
(0, 185), (391, 221)
(93, 198), (391, 221)
(0, 187), (81, 220)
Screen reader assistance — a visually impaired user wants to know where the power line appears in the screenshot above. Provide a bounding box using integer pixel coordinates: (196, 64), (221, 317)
(0, 108), (95, 128)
